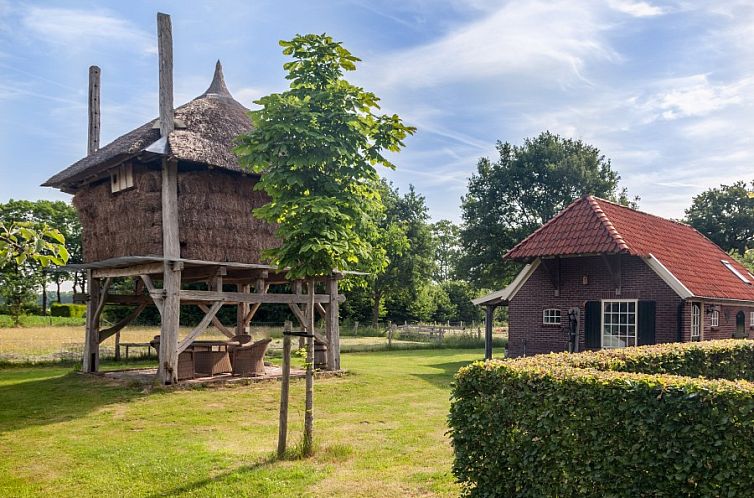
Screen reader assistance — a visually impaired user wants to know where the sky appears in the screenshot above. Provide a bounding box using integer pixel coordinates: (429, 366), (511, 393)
(1, 0), (753, 222)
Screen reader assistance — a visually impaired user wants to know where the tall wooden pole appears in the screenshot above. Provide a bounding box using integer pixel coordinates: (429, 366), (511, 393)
(303, 279), (315, 456)
(157, 13), (174, 138)
(484, 305), (494, 360)
(82, 270), (100, 372)
(157, 12), (180, 384)
(277, 320), (292, 458)
(87, 66), (100, 155)
(325, 276), (340, 371)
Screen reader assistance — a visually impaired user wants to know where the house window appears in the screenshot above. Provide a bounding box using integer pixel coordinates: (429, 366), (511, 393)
(601, 300), (637, 349)
(542, 309), (561, 325)
(721, 260), (751, 285)
(691, 303), (701, 341)
(711, 310), (719, 328)
(751, 311), (754, 328)
(111, 163), (134, 193)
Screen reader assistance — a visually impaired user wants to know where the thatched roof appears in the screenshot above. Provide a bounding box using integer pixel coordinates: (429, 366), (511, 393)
(43, 61), (253, 192)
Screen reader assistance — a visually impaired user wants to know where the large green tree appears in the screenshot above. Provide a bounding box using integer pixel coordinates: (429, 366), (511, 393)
(460, 132), (634, 289)
(685, 180), (754, 255)
(234, 34), (414, 456)
(431, 219), (461, 282)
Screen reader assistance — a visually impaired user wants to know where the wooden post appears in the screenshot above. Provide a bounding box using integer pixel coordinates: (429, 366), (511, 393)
(157, 12), (174, 138)
(294, 280), (305, 350)
(353, 320), (359, 336)
(114, 330), (121, 361)
(387, 320), (393, 347)
(325, 276), (340, 371)
(303, 278), (315, 456)
(484, 305), (494, 360)
(236, 283), (250, 335)
(87, 65), (100, 155)
(159, 155), (181, 384)
(277, 320), (292, 458)
(82, 270), (100, 372)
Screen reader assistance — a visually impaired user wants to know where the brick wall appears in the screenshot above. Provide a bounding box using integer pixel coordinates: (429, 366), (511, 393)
(507, 255), (682, 357)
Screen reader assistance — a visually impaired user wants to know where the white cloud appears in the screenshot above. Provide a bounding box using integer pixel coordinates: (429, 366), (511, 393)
(366, 0), (618, 89)
(608, 0), (665, 17)
(643, 74), (745, 120)
(21, 6), (155, 54)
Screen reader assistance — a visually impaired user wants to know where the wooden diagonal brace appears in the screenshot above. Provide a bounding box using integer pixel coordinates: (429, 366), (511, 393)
(140, 274), (164, 315)
(92, 277), (112, 325)
(197, 303), (234, 338)
(287, 303), (328, 344)
(178, 301), (223, 353)
(99, 303), (147, 343)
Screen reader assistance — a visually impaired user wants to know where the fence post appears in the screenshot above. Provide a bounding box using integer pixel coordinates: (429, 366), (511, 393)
(277, 320), (292, 458)
(387, 321), (393, 347)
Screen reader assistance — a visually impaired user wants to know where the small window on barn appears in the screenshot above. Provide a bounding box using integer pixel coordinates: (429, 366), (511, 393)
(111, 163), (134, 193)
(721, 260), (751, 285)
(543, 309), (561, 325)
(750, 311), (754, 328)
(711, 310), (719, 328)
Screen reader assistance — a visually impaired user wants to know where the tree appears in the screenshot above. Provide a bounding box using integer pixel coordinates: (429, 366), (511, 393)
(235, 34), (414, 456)
(0, 222), (69, 325)
(371, 182), (435, 325)
(685, 180), (754, 255)
(0, 200), (82, 306)
(431, 219), (460, 282)
(459, 132), (634, 289)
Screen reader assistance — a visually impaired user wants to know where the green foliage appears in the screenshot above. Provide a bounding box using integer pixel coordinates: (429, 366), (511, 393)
(731, 248), (754, 273)
(235, 34), (415, 279)
(450, 340), (754, 497)
(685, 179), (754, 255)
(459, 132), (635, 289)
(0, 221), (69, 325)
(49, 303), (86, 318)
(0, 314), (85, 328)
(431, 219), (461, 282)
(440, 281), (483, 323)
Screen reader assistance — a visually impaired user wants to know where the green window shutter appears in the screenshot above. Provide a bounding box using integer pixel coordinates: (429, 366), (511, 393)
(638, 300), (656, 345)
(584, 301), (601, 349)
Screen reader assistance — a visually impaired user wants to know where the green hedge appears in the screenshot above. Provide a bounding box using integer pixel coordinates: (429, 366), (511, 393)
(50, 303), (87, 318)
(450, 340), (754, 497)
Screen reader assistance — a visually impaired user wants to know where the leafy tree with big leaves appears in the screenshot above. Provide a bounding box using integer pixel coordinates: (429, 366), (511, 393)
(0, 221), (69, 325)
(234, 34), (414, 456)
(0, 200), (83, 304)
(685, 180), (754, 255)
(431, 219), (461, 282)
(459, 131), (635, 289)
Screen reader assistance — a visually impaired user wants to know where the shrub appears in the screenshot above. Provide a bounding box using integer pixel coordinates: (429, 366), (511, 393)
(50, 303), (86, 318)
(449, 340), (754, 497)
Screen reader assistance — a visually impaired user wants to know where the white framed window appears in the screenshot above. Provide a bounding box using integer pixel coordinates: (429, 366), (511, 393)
(721, 260), (751, 285)
(691, 303), (701, 341)
(543, 308), (561, 325)
(750, 311), (754, 327)
(111, 163), (134, 193)
(601, 299), (637, 349)
(711, 310), (719, 328)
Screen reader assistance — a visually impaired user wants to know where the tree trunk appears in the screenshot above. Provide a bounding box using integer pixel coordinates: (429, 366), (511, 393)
(41, 270), (47, 316)
(371, 292), (381, 327)
(55, 277), (62, 303)
(303, 278), (315, 457)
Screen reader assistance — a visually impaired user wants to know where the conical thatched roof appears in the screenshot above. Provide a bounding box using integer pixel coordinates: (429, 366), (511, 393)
(43, 61), (252, 191)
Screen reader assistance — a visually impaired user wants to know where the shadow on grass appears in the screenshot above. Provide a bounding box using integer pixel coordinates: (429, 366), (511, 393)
(0, 368), (146, 434)
(412, 360), (477, 389)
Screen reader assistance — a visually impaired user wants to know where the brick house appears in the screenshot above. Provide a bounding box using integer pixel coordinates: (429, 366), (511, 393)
(474, 196), (754, 358)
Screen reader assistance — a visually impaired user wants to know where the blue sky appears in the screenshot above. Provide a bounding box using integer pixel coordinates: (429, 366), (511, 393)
(1, 0), (753, 222)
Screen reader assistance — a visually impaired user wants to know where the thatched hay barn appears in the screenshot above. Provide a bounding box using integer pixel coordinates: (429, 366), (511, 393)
(42, 13), (342, 385)
(43, 62), (278, 264)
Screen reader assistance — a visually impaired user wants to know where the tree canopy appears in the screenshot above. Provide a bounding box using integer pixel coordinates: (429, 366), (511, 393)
(685, 180), (754, 255)
(235, 34), (415, 279)
(459, 132), (634, 289)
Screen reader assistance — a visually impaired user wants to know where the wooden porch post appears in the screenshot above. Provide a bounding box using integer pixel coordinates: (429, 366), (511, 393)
(83, 269), (100, 372)
(236, 283), (250, 335)
(484, 305), (494, 360)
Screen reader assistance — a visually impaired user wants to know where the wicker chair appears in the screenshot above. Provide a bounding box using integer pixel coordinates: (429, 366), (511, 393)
(230, 338), (272, 376)
(149, 335), (196, 381)
(227, 334), (253, 352)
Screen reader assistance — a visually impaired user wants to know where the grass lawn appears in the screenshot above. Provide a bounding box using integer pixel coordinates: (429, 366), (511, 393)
(0, 348), (481, 497)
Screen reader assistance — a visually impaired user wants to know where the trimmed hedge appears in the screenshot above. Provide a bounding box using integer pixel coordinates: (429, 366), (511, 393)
(50, 303), (87, 318)
(450, 340), (754, 497)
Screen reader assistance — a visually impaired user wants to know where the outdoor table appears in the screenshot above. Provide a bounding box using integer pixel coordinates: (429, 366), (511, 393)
(189, 340), (240, 352)
(194, 350), (233, 376)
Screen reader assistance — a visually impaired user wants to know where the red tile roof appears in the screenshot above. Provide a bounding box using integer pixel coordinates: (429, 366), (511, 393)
(505, 196), (754, 302)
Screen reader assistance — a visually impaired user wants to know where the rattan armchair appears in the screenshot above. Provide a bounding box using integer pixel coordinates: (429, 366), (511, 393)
(230, 338), (272, 376)
(149, 335), (196, 381)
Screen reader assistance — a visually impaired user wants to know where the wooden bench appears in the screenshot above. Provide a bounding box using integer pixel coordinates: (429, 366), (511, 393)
(117, 342), (156, 359)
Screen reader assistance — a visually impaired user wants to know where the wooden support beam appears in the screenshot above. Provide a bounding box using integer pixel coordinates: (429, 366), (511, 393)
(287, 302), (328, 344)
(87, 65), (100, 155)
(180, 265), (228, 283)
(92, 277), (112, 326)
(198, 303), (235, 338)
(315, 302), (327, 319)
(243, 279), (268, 326)
(158, 261), (181, 385)
(92, 262), (164, 279)
(140, 274), (164, 315)
(179, 289), (344, 304)
(484, 305), (494, 360)
(102, 294), (151, 306)
(83, 270), (101, 373)
(178, 301), (223, 353)
(277, 320), (292, 458)
(236, 283), (250, 335)
(326, 277), (340, 371)
(157, 12), (174, 138)
(99, 303), (147, 343)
